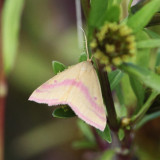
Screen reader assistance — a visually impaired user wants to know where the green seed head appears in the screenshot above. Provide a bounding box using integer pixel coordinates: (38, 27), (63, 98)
(90, 22), (136, 71)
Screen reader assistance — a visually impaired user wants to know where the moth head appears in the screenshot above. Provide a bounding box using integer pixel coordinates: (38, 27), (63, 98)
(90, 22), (136, 72)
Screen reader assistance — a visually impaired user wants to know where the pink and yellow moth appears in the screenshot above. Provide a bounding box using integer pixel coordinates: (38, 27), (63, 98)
(29, 32), (106, 131)
(29, 60), (106, 131)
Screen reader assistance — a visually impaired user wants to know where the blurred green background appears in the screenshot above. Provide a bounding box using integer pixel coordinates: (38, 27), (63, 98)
(3, 0), (160, 160)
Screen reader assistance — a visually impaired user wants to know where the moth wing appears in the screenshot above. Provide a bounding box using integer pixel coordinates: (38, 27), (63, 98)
(29, 61), (106, 131)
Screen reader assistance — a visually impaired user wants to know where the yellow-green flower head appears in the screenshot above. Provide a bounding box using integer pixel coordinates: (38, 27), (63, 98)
(90, 22), (136, 71)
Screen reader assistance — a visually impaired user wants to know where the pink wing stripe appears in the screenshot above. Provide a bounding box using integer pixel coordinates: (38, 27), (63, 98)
(36, 79), (105, 114)
(29, 97), (105, 131)
(29, 97), (106, 121)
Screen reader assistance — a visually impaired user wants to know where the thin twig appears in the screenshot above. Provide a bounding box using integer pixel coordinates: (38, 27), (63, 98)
(97, 63), (119, 131)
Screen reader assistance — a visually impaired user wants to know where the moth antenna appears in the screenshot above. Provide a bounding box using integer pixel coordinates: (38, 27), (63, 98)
(79, 27), (90, 61)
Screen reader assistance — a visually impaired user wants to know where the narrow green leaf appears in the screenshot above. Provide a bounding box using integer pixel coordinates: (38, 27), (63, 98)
(52, 105), (76, 118)
(129, 77), (145, 109)
(100, 149), (115, 160)
(88, 0), (108, 41)
(107, 0), (113, 9)
(2, 0), (25, 74)
(131, 0), (148, 14)
(96, 124), (112, 143)
(118, 129), (125, 141)
(121, 74), (137, 107)
(89, 0), (108, 28)
(52, 61), (66, 75)
(79, 52), (87, 62)
(77, 120), (95, 142)
(131, 91), (159, 124)
(120, 63), (160, 93)
(155, 49), (160, 67)
(127, 0), (160, 32)
(137, 39), (160, 48)
(135, 30), (150, 67)
(130, 31), (149, 109)
(72, 140), (96, 149)
(115, 84), (127, 117)
(108, 69), (123, 90)
(107, 0), (122, 8)
(145, 29), (160, 39)
(128, 0), (134, 13)
(99, 5), (120, 26)
(135, 49), (150, 67)
(136, 111), (160, 129)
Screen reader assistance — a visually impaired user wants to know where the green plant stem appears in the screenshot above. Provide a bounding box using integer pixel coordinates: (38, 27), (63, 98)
(97, 63), (119, 131)
(131, 91), (159, 125)
(128, 0), (133, 13)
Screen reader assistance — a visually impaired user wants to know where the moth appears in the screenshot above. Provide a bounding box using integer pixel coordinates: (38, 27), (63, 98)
(29, 35), (106, 131)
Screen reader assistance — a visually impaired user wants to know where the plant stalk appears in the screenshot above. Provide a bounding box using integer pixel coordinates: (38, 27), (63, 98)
(97, 63), (119, 131)
(116, 130), (135, 160)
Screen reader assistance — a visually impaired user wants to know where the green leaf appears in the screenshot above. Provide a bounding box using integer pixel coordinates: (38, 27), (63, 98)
(88, 0), (108, 41)
(129, 77), (145, 109)
(135, 30), (150, 67)
(131, 0), (148, 14)
(115, 84), (127, 117)
(108, 0), (122, 8)
(127, 0), (160, 32)
(108, 69), (123, 90)
(120, 63), (160, 93)
(130, 32), (149, 109)
(137, 39), (160, 48)
(145, 29), (160, 39)
(135, 49), (150, 67)
(131, 91), (159, 124)
(72, 140), (96, 149)
(100, 149), (115, 160)
(89, 0), (108, 28)
(52, 105), (76, 118)
(96, 124), (112, 143)
(52, 61), (66, 75)
(155, 49), (160, 67)
(118, 129), (125, 141)
(121, 74), (137, 107)
(78, 52), (87, 62)
(99, 5), (121, 26)
(2, 0), (25, 74)
(136, 111), (160, 129)
(77, 120), (95, 142)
